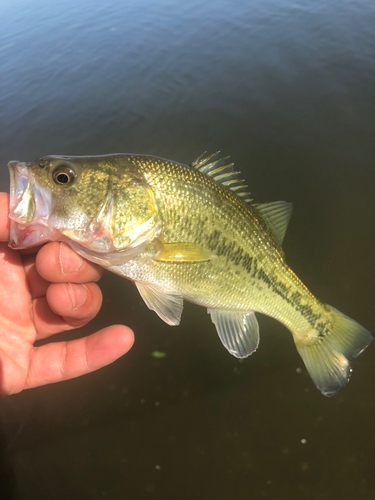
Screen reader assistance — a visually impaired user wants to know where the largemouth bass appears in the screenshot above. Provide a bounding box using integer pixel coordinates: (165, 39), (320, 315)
(7, 152), (372, 396)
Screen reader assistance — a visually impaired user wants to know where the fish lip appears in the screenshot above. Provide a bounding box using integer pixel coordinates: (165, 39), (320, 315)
(7, 161), (32, 248)
(8, 160), (29, 212)
(7, 160), (58, 249)
(8, 161), (35, 233)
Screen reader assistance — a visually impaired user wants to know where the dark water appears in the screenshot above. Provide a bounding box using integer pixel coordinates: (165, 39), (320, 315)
(1, 0), (375, 498)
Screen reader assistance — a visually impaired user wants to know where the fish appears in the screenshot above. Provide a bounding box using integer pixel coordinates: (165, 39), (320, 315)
(7, 152), (372, 396)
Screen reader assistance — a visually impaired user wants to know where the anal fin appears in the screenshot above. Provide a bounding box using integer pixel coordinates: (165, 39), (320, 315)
(208, 309), (260, 358)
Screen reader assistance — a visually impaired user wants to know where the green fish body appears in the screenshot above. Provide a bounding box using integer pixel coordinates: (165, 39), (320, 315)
(8, 152), (372, 396)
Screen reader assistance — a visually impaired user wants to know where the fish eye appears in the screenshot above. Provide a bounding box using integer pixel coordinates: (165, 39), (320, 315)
(52, 164), (76, 186)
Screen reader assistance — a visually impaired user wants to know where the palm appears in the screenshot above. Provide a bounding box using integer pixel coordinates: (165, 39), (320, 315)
(0, 195), (134, 396)
(0, 244), (36, 393)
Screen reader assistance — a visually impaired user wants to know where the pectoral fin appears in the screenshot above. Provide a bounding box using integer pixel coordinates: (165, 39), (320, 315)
(135, 282), (183, 325)
(208, 309), (260, 358)
(154, 242), (216, 262)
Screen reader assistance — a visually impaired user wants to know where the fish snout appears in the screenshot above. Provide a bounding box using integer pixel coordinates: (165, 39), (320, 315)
(7, 160), (21, 169)
(8, 160), (36, 224)
(7, 160), (29, 174)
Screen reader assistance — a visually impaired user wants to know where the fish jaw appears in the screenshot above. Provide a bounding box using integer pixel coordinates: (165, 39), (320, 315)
(8, 221), (64, 249)
(8, 160), (62, 248)
(8, 161), (35, 223)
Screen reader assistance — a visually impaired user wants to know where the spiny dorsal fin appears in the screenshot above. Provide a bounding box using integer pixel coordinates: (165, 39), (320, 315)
(190, 151), (252, 202)
(252, 201), (293, 245)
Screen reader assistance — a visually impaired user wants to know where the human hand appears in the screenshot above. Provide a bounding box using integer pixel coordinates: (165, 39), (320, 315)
(0, 192), (134, 395)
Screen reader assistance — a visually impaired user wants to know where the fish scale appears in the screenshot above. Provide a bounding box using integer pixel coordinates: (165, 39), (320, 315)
(7, 152), (372, 396)
(123, 156), (315, 321)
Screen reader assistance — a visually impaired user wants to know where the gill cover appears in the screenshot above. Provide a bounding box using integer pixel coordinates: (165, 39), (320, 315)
(50, 169), (161, 268)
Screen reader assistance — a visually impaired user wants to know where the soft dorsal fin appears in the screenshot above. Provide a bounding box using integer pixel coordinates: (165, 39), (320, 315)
(190, 151), (252, 203)
(253, 201), (293, 245)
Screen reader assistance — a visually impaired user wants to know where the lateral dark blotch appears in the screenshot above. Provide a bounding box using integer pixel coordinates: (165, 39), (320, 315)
(205, 230), (254, 273)
(257, 268), (273, 288)
(241, 253), (253, 273)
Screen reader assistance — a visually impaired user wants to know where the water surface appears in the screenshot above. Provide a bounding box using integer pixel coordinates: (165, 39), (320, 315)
(0, 0), (374, 498)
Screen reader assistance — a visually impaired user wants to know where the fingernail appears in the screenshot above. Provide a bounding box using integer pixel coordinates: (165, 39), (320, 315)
(68, 283), (88, 310)
(59, 242), (84, 275)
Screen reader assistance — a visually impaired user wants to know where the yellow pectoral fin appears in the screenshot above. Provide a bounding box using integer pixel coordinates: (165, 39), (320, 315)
(154, 242), (217, 262)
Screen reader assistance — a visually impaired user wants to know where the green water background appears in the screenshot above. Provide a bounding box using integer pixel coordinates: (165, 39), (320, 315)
(0, 0), (374, 498)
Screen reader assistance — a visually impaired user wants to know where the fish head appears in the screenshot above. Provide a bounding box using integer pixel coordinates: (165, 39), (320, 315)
(8, 155), (160, 255)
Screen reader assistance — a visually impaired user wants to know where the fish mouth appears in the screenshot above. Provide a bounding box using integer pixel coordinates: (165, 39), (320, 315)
(7, 160), (58, 249)
(8, 161), (34, 224)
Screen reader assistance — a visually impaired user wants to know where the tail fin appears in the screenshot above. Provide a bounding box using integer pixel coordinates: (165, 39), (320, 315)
(295, 306), (373, 397)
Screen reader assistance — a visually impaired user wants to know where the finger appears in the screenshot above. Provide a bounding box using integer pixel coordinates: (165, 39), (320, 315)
(0, 193), (10, 242)
(25, 325), (134, 389)
(36, 242), (103, 284)
(0, 242), (36, 341)
(33, 282), (103, 339)
(19, 245), (44, 256)
(22, 254), (50, 298)
(47, 282), (103, 326)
